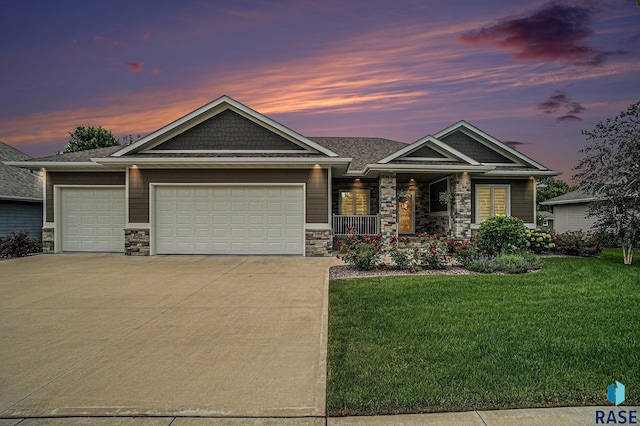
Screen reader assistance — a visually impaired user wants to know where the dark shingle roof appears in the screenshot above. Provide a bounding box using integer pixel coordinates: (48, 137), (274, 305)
(540, 189), (596, 205)
(25, 145), (123, 162)
(0, 141), (42, 200)
(309, 137), (407, 171)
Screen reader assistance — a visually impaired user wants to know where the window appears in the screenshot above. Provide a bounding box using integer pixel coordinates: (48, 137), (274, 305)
(429, 178), (449, 215)
(476, 184), (510, 222)
(340, 190), (369, 215)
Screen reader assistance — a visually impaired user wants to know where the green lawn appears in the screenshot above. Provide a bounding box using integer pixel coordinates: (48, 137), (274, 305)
(327, 249), (640, 416)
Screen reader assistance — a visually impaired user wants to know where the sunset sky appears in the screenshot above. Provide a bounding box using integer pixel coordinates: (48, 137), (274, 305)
(1, 0), (639, 181)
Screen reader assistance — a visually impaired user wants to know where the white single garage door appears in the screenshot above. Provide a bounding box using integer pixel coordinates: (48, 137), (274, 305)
(60, 187), (126, 252)
(155, 185), (304, 255)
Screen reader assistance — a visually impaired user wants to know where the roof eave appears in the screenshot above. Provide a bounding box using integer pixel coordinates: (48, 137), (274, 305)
(92, 157), (353, 166)
(0, 195), (42, 202)
(482, 170), (559, 177)
(540, 198), (598, 206)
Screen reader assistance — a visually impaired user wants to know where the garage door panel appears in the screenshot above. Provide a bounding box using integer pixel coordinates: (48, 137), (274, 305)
(155, 185), (303, 255)
(61, 187), (125, 252)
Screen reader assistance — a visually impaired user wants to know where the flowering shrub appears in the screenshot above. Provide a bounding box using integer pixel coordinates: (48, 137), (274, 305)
(524, 228), (553, 253)
(478, 216), (527, 255)
(414, 233), (449, 269)
(465, 254), (497, 273)
(551, 231), (603, 257)
(337, 228), (383, 270)
(388, 236), (416, 270)
(447, 237), (481, 265)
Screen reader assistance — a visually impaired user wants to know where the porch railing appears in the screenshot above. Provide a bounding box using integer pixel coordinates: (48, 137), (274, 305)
(332, 214), (380, 235)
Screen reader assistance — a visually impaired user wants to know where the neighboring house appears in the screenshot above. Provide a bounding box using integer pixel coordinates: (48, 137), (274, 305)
(8, 95), (557, 256)
(0, 141), (43, 239)
(539, 190), (598, 233)
(537, 210), (554, 230)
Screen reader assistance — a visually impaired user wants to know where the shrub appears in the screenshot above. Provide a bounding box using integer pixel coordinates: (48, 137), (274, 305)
(524, 228), (553, 253)
(551, 231), (604, 257)
(0, 231), (41, 258)
(478, 216), (527, 255)
(388, 236), (416, 270)
(465, 254), (497, 273)
(448, 237), (480, 265)
(337, 229), (383, 270)
(493, 252), (541, 274)
(414, 233), (449, 270)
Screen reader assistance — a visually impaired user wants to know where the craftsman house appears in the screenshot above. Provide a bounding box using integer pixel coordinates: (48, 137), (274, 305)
(7, 96), (557, 256)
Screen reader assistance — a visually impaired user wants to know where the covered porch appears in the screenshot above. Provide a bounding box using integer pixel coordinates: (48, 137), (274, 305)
(331, 172), (472, 240)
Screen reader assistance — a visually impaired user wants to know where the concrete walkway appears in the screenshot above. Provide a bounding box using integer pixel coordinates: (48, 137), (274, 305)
(0, 254), (338, 419)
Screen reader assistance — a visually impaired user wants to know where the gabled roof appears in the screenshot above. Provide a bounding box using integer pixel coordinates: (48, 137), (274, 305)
(434, 120), (548, 170)
(0, 141), (42, 201)
(114, 95), (339, 158)
(378, 135), (480, 165)
(540, 190), (598, 205)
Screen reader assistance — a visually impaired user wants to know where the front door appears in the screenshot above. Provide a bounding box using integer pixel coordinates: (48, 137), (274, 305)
(398, 191), (414, 234)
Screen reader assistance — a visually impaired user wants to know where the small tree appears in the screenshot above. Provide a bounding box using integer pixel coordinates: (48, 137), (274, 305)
(61, 125), (120, 153)
(573, 101), (640, 265)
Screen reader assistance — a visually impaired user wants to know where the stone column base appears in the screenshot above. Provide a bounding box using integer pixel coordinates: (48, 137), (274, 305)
(125, 229), (150, 256)
(305, 229), (332, 257)
(42, 228), (54, 253)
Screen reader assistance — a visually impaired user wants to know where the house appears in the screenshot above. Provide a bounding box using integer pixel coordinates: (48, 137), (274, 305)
(537, 210), (554, 231)
(539, 190), (598, 233)
(0, 141), (43, 240)
(7, 95), (557, 256)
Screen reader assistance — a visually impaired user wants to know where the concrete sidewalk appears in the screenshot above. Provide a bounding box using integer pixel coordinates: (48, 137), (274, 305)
(1, 406), (638, 425)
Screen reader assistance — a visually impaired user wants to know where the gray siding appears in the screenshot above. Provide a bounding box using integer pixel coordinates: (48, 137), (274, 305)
(46, 172), (126, 222)
(129, 168), (328, 223)
(406, 145), (446, 158)
(153, 109), (305, 151)
(441, 131), (515, 163)
(552, 203), (597, 233)
(471, 178), (534, 223)
(0, 200), (43, 240)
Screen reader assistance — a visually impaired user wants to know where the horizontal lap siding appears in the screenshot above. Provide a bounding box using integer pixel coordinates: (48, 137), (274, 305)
(471, 178), (534, 223)
(129, 168), (328, 224)
(0, 201), (43, 240)
(46, 172), (125, 222)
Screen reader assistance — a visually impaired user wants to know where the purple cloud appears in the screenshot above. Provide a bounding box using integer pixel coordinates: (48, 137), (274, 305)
(504, 141), (532, 149)
(460, 3), (624, 66)
(537, 91), (586, 122)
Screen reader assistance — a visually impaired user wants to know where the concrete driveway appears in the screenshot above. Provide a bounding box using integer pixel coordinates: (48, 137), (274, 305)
(0, 254), (338, 421)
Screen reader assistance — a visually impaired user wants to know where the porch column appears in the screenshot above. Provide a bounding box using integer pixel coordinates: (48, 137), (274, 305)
(379, 173), (397, 238)
(451, 172), (472, 239)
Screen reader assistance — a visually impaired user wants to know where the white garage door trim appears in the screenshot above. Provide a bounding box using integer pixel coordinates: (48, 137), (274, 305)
(55, 185), (126, 253)
(150, 183), (305, 255)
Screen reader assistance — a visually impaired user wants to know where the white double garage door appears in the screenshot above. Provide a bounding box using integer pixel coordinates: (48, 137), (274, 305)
(59, 185), (305, 255)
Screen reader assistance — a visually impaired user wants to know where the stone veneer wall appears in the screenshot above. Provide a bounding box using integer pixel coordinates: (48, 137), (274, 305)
(450, 173), (472, 239)
(305, 229), (332, 256)
(125, 229), (150, 256)
(42, 228), (54, 253)
(379, 174), (397, 239)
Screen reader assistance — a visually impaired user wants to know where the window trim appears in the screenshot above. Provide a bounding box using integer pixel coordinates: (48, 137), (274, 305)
(475, 184), (511, 223)
(339, 189), (370, 215)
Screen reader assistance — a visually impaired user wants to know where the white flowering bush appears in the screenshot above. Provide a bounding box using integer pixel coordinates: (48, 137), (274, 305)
(524, 228), (553, 253)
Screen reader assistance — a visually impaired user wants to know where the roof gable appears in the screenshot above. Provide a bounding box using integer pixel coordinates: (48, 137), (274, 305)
(151, 109), (306, 152)
(378, 135), (479, 165)
(114, 95), (338, 157)
(434, 121), (548, 170)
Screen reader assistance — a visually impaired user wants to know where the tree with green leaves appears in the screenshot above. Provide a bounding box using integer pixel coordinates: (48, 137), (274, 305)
(537, 177), (575, 212)
(61, 125), (120, 153)
(574, 100), (640, 265)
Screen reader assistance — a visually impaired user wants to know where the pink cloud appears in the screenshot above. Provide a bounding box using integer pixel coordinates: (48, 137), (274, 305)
(127, 62), (144, 72)
(152, 68), (161, 74)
